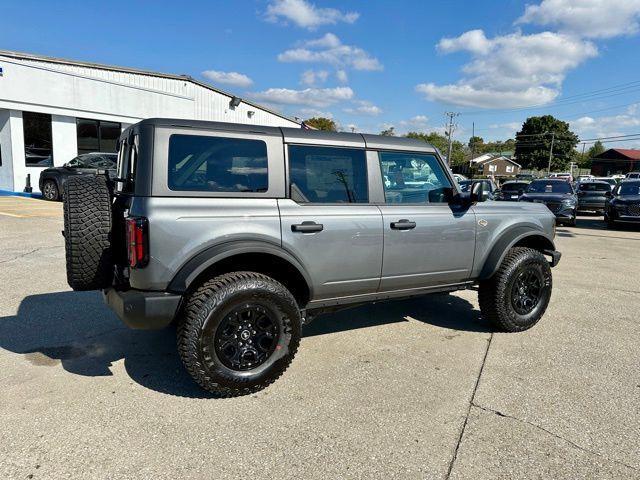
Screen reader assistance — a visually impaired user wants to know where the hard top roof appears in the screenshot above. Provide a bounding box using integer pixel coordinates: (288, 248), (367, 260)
(127, 118), (437, 153)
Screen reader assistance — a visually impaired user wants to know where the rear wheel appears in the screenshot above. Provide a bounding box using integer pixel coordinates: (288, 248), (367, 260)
(63, 175), (114, 291)
(42, 179), (59, 201)
(177, 272), (302, 397)
(479, 247), (552, 332)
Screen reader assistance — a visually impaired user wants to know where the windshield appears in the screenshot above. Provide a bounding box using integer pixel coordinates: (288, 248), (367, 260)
(502, 182), (528, 192)
(526, 181), (573, 194)
(619, 182), (640, 195)
(579, 182), (610, 192)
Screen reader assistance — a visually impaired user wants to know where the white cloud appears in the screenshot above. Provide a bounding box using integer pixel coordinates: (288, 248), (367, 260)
(201, 70), (253, 88)
(517, 0), (640, 39)
(300, 69), (329, 86)
(571, 104), (640, 137)
(438, 29), (492, 55)
(418, 31), (597, 108)
(336, 69), (348, 83)
(488, 122), (523, 133)
(250, 86), (354, 107)
(278, 33), (383, 71)
(343, 100), (382, 116)
(304, 32), (342, 48)
(265, 0), (359, 30)
(299, 108), (333, 118)
(399, 115), (430, 130)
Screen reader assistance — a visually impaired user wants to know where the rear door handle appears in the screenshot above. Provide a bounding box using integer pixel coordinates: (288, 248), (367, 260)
(390, 219), (417, 230)
(291, 221), (324, 233)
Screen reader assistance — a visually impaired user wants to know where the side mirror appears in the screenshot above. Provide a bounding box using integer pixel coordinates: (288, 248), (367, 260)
(471, 181), (486, 203)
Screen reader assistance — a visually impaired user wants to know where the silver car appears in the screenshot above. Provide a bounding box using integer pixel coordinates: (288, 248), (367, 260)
(62, 119), (561, 396)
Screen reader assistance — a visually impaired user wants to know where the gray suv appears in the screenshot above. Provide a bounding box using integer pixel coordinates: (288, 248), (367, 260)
(62, 119), (561, 397)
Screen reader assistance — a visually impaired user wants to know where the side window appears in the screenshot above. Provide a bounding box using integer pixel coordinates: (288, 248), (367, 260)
(168, 134), (268, 192)
(288, 145), (368, 203)
(378, 151), (452, 204)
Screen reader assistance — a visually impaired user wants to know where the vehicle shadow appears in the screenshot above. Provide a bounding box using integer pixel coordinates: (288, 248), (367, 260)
(0, 290), (489, 398)
(304, 293), (491, 337)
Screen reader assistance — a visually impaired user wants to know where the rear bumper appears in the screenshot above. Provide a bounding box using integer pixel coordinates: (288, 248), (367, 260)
(103, 288), (182, 329)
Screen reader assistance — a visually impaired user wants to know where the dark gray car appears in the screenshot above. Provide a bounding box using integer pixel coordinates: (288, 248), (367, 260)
(39, 152), (117, 201)
(577, 181), (612, 213)
(60, 119), (561, 397)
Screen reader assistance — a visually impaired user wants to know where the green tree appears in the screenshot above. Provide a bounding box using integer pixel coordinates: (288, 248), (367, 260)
(579, 140), (606, 169)
(406, 131), (466, 165)
(468, 136), (484, 154)
(380, 126), (396, 136)
(304, 117), (337, 131)
(514, 115), (579, 171)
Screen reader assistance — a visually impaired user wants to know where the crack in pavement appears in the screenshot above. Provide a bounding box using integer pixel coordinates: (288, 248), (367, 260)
(0, 245), (63, 264)
(445, 333), (493, 479)
(472, 404), (639, 472)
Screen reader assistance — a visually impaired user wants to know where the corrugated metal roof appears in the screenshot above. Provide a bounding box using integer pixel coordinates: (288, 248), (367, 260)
(0, 49), (300, 126)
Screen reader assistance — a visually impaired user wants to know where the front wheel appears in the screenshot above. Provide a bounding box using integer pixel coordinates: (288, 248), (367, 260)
(42, 179), (59, 201)
(177, 272), (302, 397)
(479, 247), (552, 332)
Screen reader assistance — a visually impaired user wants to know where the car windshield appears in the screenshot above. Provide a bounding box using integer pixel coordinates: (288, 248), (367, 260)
(579, 182), (610, 192)
(526, 181), (572, 194)
(619, 182), (640, 195)
(501, 182), (528, 192)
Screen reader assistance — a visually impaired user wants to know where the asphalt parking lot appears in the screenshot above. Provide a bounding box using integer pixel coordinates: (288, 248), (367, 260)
(0, 197), (639, 479)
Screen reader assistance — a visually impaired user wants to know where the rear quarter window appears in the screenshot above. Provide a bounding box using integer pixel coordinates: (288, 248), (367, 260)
(168, 134), (268, 193)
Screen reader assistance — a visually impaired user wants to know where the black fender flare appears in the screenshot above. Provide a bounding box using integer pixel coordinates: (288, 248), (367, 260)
(478, 227), (556, 280)
(167, 240), (314, 296)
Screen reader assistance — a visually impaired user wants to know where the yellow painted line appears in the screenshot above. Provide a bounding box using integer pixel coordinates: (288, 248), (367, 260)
(0, 211), (26, 218)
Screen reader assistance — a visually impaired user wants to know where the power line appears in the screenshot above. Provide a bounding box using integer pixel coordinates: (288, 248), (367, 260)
(459, 79), (640, 115)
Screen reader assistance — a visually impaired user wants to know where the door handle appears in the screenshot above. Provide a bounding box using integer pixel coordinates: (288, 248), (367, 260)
(291, 221), (324, 233)
(390, 219), (416, 230)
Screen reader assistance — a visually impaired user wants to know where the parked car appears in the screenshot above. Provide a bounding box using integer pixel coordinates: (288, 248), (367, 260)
(39, 152), (117, 201)
(605, 180), (640, 228)
(458, 179), (496, 200)
(61, 119), (561, 397)
(549, 172), (573, 182)
(516, 173), (536, 182)
(577, 181), (612, 214)
(576, 175), (595, 183)
(452, 173), (468, 183)
(593, 177), (617, 189)
(494, 181), (529, 201)
(520, 179), (578, 226)
(625, 172), (640, 179)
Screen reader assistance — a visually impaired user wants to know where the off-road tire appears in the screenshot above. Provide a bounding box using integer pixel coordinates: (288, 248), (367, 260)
(42, 179), (59, 201)
(177, 272), (302, 397)
(63, 175), (114, 291)
(478, 247), (552, 332)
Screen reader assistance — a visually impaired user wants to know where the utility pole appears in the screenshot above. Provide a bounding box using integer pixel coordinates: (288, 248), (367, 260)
(445, 112), (459, 165)
(547, 132), (555, 174)
(470, 121), (475, 171)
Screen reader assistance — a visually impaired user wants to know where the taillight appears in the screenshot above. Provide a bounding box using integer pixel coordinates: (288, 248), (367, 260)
(126, 217), (149, 268)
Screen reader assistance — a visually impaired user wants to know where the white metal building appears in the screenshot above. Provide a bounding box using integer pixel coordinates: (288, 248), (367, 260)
(0, 50), (299, 194)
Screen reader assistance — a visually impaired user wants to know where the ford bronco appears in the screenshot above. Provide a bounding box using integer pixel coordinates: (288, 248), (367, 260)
(62, 119), (561, 397)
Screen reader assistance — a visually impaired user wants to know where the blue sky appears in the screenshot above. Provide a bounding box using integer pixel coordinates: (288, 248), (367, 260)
(3, 0), (640, 147)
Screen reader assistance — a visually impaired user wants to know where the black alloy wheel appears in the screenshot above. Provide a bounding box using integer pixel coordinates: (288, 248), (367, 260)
(510, 268), (544, 315)
(214, 303), (280, 371)
(42, 180), (59, 201)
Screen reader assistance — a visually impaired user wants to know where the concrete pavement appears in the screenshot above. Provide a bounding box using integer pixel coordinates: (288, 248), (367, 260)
(0, 202), (638, 479)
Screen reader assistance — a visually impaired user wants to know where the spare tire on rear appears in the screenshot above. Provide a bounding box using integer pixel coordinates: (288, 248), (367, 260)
(63, 175), (114, 291)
